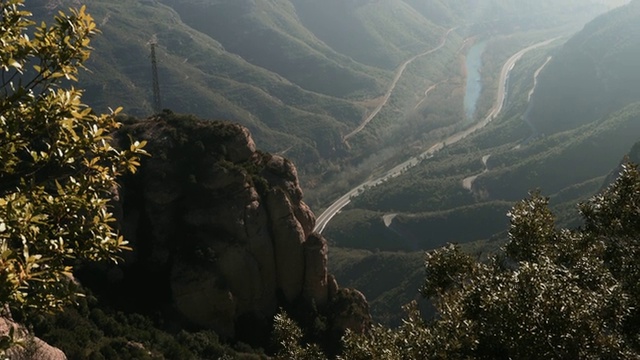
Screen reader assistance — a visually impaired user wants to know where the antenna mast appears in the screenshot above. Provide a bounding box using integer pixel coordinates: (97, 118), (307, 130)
(149, 35), (162, 113)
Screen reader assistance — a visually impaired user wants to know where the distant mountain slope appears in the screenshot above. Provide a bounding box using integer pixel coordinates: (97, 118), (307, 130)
(29, 0), (613, 180)
(405, 0), (603, 29)
(529, 0), (640, 134)
(291, 0), (442, 69)
(291, 0), (605, 70)
(159, 0), (388, 97)
(32, 0), (371, 166)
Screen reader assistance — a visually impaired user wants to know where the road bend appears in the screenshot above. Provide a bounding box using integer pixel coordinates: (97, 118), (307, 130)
(314, 37), (560, 234)
(343, 27), (457, 142)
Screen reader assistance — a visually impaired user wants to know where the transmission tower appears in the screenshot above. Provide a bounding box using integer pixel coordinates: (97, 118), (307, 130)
(149, 35), (162, 113)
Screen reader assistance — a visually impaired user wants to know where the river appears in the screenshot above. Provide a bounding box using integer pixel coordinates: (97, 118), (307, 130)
(314, 37), (559, 234)
(463, 40), (487, 120)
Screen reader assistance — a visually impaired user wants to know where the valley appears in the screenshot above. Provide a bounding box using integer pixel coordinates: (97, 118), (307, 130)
(13, 1), (640, 357)
(316, 36), (561, 234)
(38, 0), (612, 196)
(55, 0), (632, 328)
(58, 0), (636, 333)
(322, 2), (640, 324)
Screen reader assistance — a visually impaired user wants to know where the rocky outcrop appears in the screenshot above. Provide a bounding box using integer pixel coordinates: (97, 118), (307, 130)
(103, 113), (370, 341)
(0, 312), (66, 360)
(328, 288), (371, 336)
(266, 187), (306, 303)
(304, 233), (329, 308)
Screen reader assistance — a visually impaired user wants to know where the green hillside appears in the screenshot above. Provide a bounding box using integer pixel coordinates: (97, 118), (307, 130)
(32, 0), (373, 168)
(529, 0), (640, 134)
(292, 0), (442, 69)
(327, 0), (640, 249)
(476, 102), (640, 201)
(159, 0), (388, 97)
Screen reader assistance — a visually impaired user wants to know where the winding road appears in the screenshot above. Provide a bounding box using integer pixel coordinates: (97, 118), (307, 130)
(314, 37), (560, 234)
(528, 56), (553, 102)
(462, 53), (554, 189)
(462, 154), (491, 190)
(413, 83), (439, 110)
(343, 27), (457, 142)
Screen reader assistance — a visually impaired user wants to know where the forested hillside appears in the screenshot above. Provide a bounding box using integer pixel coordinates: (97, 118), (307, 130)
(326, 0), (640, 323)
(7, 1), (637, 358)
(31, 0), (609, 187)
(529, 0), (640, 134)
(158, 0), (387, 97)
(31, 0), (372, 169)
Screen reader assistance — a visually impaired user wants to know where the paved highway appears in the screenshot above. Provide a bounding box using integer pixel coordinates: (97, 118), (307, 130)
(314, 37), (559, 234)
(461, 53), (555, 189)
(343, 27), (457, 142)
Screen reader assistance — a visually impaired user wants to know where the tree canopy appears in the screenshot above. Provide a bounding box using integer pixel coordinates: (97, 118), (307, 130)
(276, 163), (640, 358)
(0, 0), (146, 319)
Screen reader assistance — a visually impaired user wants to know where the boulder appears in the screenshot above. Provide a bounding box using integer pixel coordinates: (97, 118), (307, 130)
(303, 233), (329, 308)
(0, 313), (67, 360)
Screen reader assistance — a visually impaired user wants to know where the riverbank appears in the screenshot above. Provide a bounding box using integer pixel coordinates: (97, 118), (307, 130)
(464, 40), (488, 120)
(315, 37), (558, 233)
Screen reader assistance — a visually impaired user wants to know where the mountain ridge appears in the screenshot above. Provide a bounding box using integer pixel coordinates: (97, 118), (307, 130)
(325, 0), (640, 324)
(33, 0), (611, 186)
(529, 0), (640, 134)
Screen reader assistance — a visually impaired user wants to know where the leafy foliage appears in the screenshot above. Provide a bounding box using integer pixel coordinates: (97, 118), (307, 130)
(29, 289), (257, 360)
(280, 163), (640, 358)
(272, 311), (326, 360)
(338, 163), (640, 358)
(0, 1), (146, 315)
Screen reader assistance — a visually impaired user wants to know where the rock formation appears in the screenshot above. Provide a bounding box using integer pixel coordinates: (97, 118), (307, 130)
(100, 113), (370, 341)
(328, 288), (371, 336)
(0, 311), (66, 360)
(303, 233), (329, 308)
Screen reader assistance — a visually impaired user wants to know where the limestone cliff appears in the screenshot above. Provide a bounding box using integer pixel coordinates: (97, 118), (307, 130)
(100, 113), (369, 342)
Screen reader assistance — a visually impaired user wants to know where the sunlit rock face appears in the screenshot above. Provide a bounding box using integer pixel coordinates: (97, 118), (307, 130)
(103, 113), (369, 340)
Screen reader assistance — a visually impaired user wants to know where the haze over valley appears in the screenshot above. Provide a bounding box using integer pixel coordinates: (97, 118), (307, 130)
(43, 0), (637, 322)
(39, 0), (622, 183)
(12, 0), (640, 357)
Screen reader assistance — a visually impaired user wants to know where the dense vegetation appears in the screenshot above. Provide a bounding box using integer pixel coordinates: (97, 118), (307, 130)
(2, 0), (635, 358)
(278, 163), (640, 358)
(0, 1), (146, 354)
(327, 0), (640, 251)
(30, 0), (611, 194)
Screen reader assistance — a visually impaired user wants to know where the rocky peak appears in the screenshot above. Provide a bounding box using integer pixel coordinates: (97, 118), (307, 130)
(96, 113), (370, 344)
